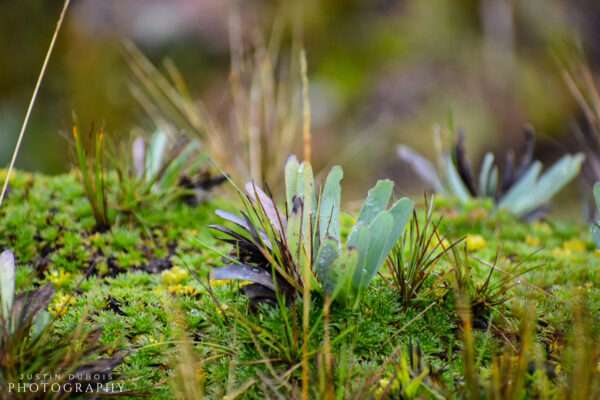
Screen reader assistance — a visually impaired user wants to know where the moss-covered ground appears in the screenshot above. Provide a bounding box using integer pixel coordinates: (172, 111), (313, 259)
(1, 170), (599, 398)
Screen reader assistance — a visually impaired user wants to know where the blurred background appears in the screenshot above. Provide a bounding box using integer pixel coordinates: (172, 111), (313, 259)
(2, 0), (600, 209)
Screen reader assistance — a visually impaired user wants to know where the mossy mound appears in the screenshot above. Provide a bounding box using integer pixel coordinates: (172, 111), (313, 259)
(1, 171), (599, 399)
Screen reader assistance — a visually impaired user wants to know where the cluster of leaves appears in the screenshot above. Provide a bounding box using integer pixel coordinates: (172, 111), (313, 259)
(117, 130), (225, 211)
(444, 246), (538, 326)
(71, 122), (225, 230)
(398, 128), (583, 220)
(210, 156), (413, 308)
(71, 123), (110, 231)
(0, 250), (126, 399)
(386, 198), (462, 310)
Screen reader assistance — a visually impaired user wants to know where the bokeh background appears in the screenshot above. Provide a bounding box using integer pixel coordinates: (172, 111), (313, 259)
(2, 0), (600, 213)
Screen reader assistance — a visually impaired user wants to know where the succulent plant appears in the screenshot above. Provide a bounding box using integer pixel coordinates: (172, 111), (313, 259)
(210, 156), (414, 308)
(121, 130), (226, 207)
(0, 250), (127, 398)
(398, 128), (584, 220)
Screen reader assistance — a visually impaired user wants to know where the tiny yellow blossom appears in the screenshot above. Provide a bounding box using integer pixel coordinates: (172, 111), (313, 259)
(552, 247), (571, 258)
(525, 235), (540, 247)
(466, 235), (487, 252)
(49, 293), (76, 318)
(162, 266), (189, 285)
(209, 279), (232, 288)
(533, 222), (552, 235)
(46, 269), (72, 288)
(562, 239), (586, 253)
(167, 284), (198, 297)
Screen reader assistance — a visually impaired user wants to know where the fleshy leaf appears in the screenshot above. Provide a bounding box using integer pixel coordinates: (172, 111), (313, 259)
(360, 211), (394, 289)
(146, 131), (168, 179)
(284, 155), (300, 212)
(245, 182), (284, 233)
(385, 198), (414, 253)
(0, 250), (15, 320)
(478, 153), (495, 197)
(397, 145), (444, 192)
(319, 166), (343, 243)
(348, 180), (393, 247)
(445, 155), (471, 204)
(132, 137), (146, 179)
(314, 238), (340, 294)
(212, 264), (275, 290)
(498, 161), (543, 213)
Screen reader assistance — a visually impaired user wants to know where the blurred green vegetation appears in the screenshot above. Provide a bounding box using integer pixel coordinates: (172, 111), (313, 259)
(0, 0), (597, 200)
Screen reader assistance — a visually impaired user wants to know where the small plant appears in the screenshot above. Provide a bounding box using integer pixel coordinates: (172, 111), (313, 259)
(117, 130), (225, 211)
(445, 246), (535, 325)
(211, 156), (414, 309)
(387, 197), (462, 309)
(398, 128), (583, 219)
(0, 250), (127, 398)
(71, 122), (111, 230)
(373, 343), (439, 400)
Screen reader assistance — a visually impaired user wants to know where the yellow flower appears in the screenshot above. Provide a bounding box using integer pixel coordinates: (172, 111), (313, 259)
(533, 222), (552, 235)
(167, 284), (198, 297)
(46, 269), (72, 288)
(525, 235), (540, 247)
(209, 279), (231, 288)
(162, 266), (189, 285)
(49, 293), (76, 318)
(562, 239), (586, 253)
(466, 235), (486, 252)
(552, 247), (571, 258)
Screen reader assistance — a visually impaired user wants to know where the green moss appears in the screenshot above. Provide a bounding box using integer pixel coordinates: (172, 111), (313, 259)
(1, 171), (599, 398)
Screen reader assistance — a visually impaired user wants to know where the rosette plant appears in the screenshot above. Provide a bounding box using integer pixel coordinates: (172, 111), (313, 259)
(398, 128), (583, 220)
(210, 156), (414, 308)
(0, 250), (126, 398)
(119, 130), (226, 208)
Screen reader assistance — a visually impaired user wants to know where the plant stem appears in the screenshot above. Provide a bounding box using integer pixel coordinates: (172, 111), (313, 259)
(0, 0), (71, 207)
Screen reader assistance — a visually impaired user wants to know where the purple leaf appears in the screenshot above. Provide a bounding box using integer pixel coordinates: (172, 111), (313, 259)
(212, 264), (276, 290)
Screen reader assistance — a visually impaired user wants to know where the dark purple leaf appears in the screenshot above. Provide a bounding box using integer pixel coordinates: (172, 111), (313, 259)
(212, 264), (276, 290)
(454, 131), (477, 196)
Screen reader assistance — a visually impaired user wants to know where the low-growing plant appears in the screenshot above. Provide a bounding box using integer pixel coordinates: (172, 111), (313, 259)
(444, 246), (536, 325)
(398, 127), (583, 220)
(0, 250), (127, 399)
(71, 122), (111, 230)
(116, 130), (225, 212)
(210, 155), (414, 309)
(386, 197), (462, 309)
(456, 295), (600, 399)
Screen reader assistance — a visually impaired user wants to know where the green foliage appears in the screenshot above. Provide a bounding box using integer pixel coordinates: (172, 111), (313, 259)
(0, 250), (127, 398)
(211, 156), (414, 308)
(399, 129), (584, 219)
(445, 245), (538, 325)
(387, 199), (462, 309)
(116, 130), (224, 213)
(2, 169), (600, 398)
(71, 123), (111, 230)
